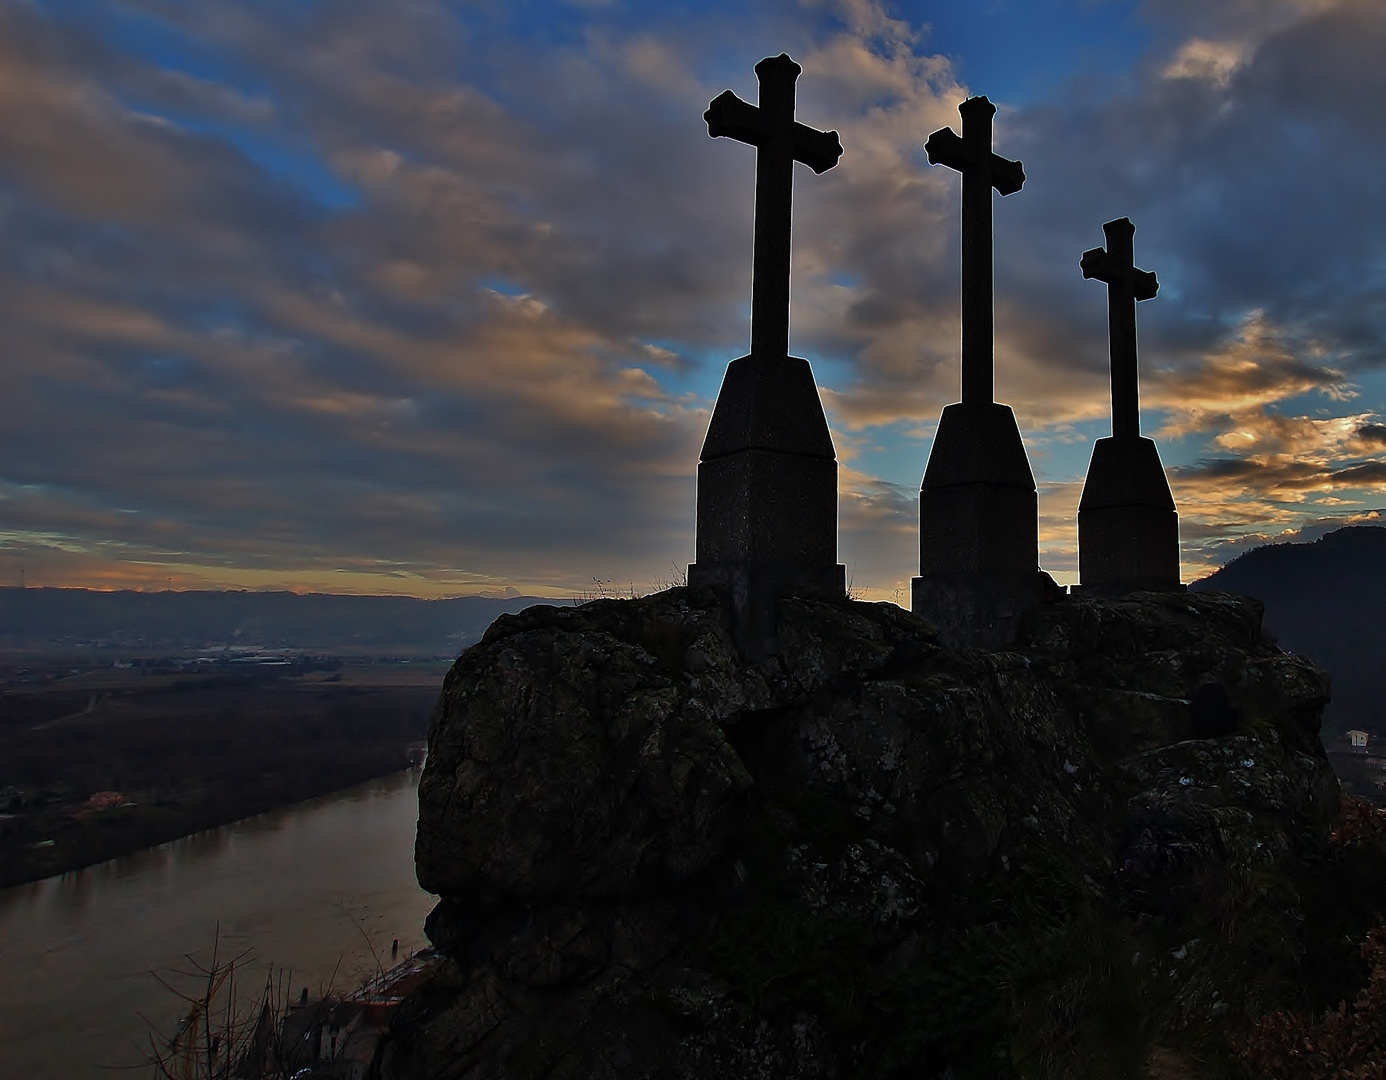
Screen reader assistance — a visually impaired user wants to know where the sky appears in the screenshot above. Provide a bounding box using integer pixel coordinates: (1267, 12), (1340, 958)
(0, 0), (1383, 600)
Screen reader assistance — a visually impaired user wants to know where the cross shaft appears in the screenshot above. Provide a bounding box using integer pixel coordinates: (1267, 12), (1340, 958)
(1081, 217), (1158, 440)
(705, 54), (843, 359)
(926, 96), (1025, 404)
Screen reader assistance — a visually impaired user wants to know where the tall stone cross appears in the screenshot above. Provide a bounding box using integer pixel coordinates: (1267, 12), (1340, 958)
(688, 54), (846, 657)
(705, 53), (843, 358)
(913, 95), (1043, 649)
(1081, 217), (1158, 440)
(925, 96), (1024, 403)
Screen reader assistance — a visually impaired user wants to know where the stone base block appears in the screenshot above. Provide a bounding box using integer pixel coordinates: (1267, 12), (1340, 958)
(1077, 436), (1180, 592)
(695, 450), (837, 566)
(1077, 504), (1182, 592)
(918, 401), (1038, 579)
(688, 559), (845, 659)
(920, 482), (1038, 579)
(911, 571), (1057, 650)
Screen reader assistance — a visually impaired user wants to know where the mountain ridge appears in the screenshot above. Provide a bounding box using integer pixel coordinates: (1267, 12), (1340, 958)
(1191, 524), (1386, 738)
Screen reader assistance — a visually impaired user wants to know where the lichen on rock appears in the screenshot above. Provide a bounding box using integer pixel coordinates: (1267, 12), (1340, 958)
(388, 587), (1370, 1079)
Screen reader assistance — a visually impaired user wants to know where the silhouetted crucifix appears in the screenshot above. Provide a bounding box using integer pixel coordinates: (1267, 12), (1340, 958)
(1081, 217), (1158, 440)
(925, 96), (1025, 404)
(705, 54), (843, 359)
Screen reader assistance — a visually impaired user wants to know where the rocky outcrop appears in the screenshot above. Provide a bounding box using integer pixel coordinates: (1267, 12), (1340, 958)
(389, 588), (1358, 1079)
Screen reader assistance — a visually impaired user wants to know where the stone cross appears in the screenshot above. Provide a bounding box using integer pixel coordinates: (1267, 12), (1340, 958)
(914, 95), (1042, 649)
(1076, 215), (1181, 594)
(689, 54), (846, 657)
(925, 96), (1024, 404)
(1081, 217), (1158, 440)
(705, 53), (843, 359)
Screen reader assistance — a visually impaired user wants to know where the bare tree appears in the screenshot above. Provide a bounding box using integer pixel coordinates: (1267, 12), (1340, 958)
(138, 926), (298, 1080)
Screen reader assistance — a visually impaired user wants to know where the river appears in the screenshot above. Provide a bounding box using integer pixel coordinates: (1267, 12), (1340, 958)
(0, 767), (436, 1079)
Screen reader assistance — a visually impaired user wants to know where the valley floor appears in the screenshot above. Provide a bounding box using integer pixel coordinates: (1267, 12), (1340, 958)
(0, 654), (448, 887)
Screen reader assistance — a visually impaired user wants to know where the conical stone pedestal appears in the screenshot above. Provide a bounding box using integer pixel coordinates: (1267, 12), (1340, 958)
(911, 401), (1051, 648)
(1075, 435), (1182, 594)
(688, 353), (844, 656)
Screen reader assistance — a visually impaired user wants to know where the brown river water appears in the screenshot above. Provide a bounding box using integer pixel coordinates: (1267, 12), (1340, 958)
(0, 767), (436, 1079)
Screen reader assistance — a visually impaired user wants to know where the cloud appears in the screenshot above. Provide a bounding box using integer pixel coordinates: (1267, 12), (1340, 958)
(1162, 38), (1250, 86)
(0, 1), (723, 594)
(1146, 312), (1351, 437)
(0, 0), (1383, 598)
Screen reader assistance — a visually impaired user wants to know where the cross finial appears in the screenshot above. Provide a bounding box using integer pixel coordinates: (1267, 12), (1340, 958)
(926, 96), (1025, 404)
(1082, 217), (1158, 439)
(705, 54), (843, 359)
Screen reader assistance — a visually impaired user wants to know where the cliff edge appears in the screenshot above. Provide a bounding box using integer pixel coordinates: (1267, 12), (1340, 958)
(387, 588), (1367, 1079)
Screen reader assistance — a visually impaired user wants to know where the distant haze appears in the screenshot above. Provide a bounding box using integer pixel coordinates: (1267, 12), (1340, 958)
(0, 588), (556, 657)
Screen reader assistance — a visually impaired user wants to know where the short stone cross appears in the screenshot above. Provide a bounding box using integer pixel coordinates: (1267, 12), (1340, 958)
(1076, 217), (1182, 593)
(925, 96), (1024, 403)
(705, 53), (843, 359)
(1081, 217), (1158, 440)
(688, 54), (846, 657)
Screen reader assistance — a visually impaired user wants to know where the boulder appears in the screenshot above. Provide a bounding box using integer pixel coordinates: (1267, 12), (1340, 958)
(392, 587), (1362, 1079)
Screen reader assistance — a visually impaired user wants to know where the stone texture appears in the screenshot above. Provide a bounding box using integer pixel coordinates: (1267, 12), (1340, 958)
(390, 587), (1366, 1080)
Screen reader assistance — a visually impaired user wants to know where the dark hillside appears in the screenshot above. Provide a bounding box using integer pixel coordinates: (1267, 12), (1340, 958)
(1192, 524), (1386, 738)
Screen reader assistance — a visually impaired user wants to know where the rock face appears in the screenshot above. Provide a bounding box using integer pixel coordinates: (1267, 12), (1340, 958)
(392, 588), (1347, 1079)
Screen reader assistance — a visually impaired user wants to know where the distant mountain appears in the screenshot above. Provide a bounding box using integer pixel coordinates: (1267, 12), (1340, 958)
(0, 587), (559, 657)
(1192, 526), (1386, 738)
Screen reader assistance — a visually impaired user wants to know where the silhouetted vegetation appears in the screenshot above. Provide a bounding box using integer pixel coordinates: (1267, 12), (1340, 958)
(1234, 798), (1386, 1078)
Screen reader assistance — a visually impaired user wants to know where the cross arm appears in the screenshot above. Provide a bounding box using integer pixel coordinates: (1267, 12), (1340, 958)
(1080, 246), (1113, 282)
(705, 90), (764, 146)
(989, 156), (1024, 197)
(790, 121), (843, 174)
(705, 90), (843, 173)
(924, 126), (967, 171)
(1082, 247), (1159, 300)
(925, 127), (1025, 194)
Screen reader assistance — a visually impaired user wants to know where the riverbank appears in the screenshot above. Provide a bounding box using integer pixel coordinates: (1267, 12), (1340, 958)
(0, 767), (437, 1080)
(0, 655), (446, 887)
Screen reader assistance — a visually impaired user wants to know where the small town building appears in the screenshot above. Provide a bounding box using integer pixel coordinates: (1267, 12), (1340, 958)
(1327, 730), (1386, 804)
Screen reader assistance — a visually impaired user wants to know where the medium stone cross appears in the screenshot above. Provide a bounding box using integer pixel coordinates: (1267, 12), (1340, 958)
(925, 96), (1025, 404)
(1081, 217), (1158, 440)
(705, 53), (843, 359)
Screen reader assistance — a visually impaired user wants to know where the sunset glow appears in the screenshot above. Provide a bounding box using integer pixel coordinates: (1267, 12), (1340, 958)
(1, 0), (1383, 599)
